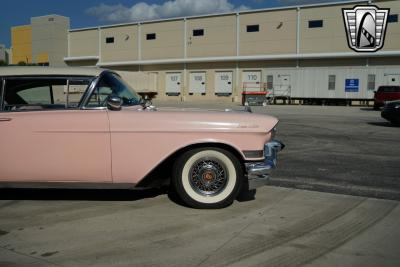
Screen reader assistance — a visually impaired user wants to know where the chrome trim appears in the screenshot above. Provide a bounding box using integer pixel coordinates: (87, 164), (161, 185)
(245, 140), (285, 190)
(0, 182), (136, 190)
(80, 70), (121, 109)
(66, 79), (70, 108)
(243, 150), (264, 158)
(189, 157), (228, 197)
(0, 78), (4, 111)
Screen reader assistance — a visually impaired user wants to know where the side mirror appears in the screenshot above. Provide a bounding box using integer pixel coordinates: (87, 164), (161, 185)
(140, 96), (153, 108)
(107, 95), (122, 111)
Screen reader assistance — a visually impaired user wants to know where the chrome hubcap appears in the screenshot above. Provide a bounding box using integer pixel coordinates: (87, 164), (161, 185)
(189, 158), (228, 196)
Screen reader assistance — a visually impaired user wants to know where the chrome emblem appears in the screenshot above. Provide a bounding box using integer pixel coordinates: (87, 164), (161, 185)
(342, 5), (390, 52)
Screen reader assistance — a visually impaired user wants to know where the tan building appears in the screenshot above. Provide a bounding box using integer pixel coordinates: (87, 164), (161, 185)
(11, 15), (69, 66)
(65, 0), (400, 103)
(0, 44), (9, 64)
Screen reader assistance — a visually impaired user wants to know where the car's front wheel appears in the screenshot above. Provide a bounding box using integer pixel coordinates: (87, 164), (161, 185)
(172, 148), (243, 209)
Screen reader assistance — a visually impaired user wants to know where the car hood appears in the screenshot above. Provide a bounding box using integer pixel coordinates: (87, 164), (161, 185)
(119, 106), (279, 133)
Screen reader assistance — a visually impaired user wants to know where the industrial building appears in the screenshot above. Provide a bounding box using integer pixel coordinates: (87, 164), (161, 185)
(11, 15), (69, 66)
(10, 0), (400, 103)
(0, 44), (9, 64)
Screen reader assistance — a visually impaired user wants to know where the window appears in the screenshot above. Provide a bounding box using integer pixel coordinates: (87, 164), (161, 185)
(377, 86), (400, 93)
(0, 80), (3, 109)
(247, 25), (260, 32)
(388, 14), (398, 23)
(309, 20), (323, 28)
(328, 75), (336, 90)
(193, 29), (204, 36)
(87, 72), (141, 108)
(367, 74), (376, 91)
(2, 78), (91, 111)
(146, 33), (156, 40)
(266, 75), (274, 90)
(106, 37), (114, 44)
(4, 79), (64, 111)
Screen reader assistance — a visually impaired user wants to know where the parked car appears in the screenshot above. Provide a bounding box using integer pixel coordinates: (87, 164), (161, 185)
(0, 67), (284, 209)
(374, 85), (400, 110)
(381, 100), (400, 126)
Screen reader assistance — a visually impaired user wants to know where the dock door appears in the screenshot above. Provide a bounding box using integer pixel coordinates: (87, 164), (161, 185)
(166, 73), (181, 96)
(242, 71), (262, 92)
(215, 71), (233, 96)
(189, 72), (206, 95)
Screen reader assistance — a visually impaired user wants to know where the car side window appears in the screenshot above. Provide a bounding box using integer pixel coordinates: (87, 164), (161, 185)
(0, 79), (3, 102)
(4, 79), (58, 111)
(3, 78), (91, 112)
(86, 72), (141, 108)
(86, 81), (114, 108)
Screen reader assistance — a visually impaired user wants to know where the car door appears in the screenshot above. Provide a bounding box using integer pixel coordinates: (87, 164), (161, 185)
(0, 76), (112, 183)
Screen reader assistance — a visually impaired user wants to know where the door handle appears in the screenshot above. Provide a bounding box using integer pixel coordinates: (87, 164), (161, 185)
(0, 118), (12, 122)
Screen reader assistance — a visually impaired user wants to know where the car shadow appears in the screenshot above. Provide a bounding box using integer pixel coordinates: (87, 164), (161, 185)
(367, 121), (398, 127)
(0, 188), (167, 201)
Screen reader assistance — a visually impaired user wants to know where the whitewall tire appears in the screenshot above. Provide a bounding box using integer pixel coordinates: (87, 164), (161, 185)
(172, 148), (243, 209)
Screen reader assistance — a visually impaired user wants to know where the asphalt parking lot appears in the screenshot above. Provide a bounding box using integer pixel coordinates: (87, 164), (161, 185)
(1, 103), (399, 266)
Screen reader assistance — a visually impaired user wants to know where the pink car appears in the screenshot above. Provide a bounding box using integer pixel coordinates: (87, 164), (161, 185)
(0, 67), (284, 209)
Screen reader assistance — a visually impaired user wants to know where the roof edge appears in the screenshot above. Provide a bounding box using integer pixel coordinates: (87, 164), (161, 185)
(69, 0), (369, 32)
(94, 51), (400, 67)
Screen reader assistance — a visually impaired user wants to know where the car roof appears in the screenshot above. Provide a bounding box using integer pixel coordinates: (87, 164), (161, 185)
(0, 66), (104, 77)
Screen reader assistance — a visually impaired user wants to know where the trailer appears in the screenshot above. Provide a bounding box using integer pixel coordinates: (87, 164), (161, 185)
(253, 65), (400, 105)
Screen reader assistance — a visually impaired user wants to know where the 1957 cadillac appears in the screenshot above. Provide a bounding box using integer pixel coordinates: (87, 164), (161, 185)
(0, 67), (284, 209)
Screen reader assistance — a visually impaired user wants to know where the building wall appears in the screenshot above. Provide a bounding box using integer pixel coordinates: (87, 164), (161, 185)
(240, 10), (297, 55)
(187, 15), (237, 57)
(300, 4), (357, 53)
(11, 25), (32, 64)
(141, 20), (184, 60)
(69, 29), (99, 58)
(107, 59), (400, 102)
(379, 0), (400, 51)
(65, 0), (400, 102)
(67, 0), (399, 62)
(100, 25), (138, 62)
(31, 15), (69, 66)
(0, 44), (6, 63)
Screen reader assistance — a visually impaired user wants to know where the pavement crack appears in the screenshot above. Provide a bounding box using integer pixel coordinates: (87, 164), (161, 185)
(247, 201), (398, 267)
(195, 221), (253, 267)
(200, 197), (366, 267)
(0, 245), (64, 267)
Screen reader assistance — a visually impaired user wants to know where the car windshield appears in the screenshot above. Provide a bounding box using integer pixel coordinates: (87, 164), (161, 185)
(86, 72), (141, 107)
(378, 86), (400, 93)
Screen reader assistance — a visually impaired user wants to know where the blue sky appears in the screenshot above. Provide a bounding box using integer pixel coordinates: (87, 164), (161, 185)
(0, 0), (347, 48)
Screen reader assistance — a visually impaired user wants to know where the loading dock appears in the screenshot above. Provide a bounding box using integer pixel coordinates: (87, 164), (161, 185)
(166, 72), (182, 96)
(215, 71), (233, 96)
(189, 72), (206, 95)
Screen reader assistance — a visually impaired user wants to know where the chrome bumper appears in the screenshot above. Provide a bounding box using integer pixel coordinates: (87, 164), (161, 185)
(245, 140), (285, 190)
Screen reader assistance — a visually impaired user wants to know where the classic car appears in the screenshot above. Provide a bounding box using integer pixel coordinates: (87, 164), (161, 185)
(381, 100), (400, 126)
(374, 85), (400, 110)
(0, 67), (284, 209)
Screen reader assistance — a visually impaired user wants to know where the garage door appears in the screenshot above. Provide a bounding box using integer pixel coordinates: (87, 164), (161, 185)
(215, 71), (233, 96)
(242, 71), (262, 92)
(166, 73), (181, 96)
(190, 72), (206, 95)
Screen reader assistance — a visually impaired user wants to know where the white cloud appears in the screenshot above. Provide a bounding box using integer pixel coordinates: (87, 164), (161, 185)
(278, 0), (345, 5)
(86, 0), (250, 23)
